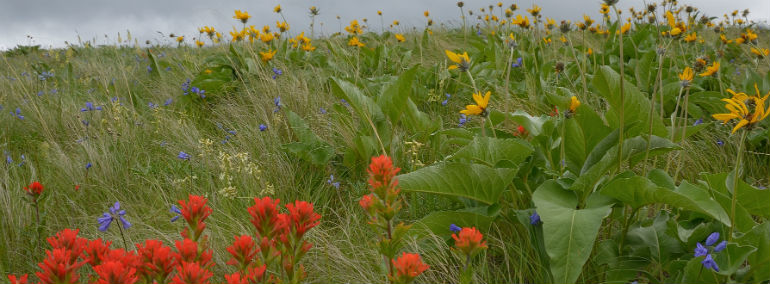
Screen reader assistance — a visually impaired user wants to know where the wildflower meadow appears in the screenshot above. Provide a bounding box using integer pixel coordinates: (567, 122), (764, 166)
(2, 1), (770, 283)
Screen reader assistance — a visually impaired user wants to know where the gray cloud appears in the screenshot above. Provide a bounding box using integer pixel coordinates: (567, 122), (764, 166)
(1, 0), (767, 50)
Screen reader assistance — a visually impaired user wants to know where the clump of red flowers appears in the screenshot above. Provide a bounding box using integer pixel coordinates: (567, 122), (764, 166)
(8, 194), (321, 284)
(452, 227), (488, 257)
(359, 155), (429, 283)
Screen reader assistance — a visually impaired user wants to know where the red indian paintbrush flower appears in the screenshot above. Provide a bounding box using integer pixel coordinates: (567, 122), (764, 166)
(93, 260), (139, 284)
(226, 235), (258, 269)
(391, 252), (429, 284)
(170, 262), (213, 284)
(135, 239), (175, 283)
(7, 274), (28, 284)
(359, 194), (376, 212)
(178, 195), (212, 240)
(248, 197), (283, 238)
(285, 200), (321, 238)
(452, 227), (488, 257)
(84, 238), (112, 266)
(36, 248), (86, 284)
(23, 181), (44, 196)
(367, 155), (401, 189)
(224, 265), (267, 284)
(46, 228), (87, 263)
(173, 239), (212, 268)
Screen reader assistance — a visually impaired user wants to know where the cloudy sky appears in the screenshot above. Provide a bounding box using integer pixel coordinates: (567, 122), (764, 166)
(1, 0), (767, 50)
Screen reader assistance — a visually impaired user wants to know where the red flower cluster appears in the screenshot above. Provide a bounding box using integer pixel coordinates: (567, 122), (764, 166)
(9, 194), (321, 284)
(452, 227), (488, 257)
(23, 181), (44, 197)
(367, 155), (401, 190)
(360, 155), (403, 222)
(391, 252), (430, 284)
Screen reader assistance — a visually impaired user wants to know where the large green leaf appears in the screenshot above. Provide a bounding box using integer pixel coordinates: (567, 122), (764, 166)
(398, 162), (516, 205)
(377, 65), (418, 124)
(702, 173), (770, 218)
(736, 223), (770, 283)
(330, 77), (391, 146)
(449, 137), (533, 168)
(600, 176), (731, 226)
(714, 244), (757, 276)
(564, 104), (612, 173)
(592, 65), (667, 137)
(625, 214), (683, 263)
(282, 111), (335, 166)
(533, 180), (612, 284)
(571, 135), (679, 193)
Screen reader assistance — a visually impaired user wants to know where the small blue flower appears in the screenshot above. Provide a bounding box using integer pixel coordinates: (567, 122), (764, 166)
(259, 124), (268, 131)
(148, 102), (157, 108)
(693, 118), (703, 126)
(694, 242), (708, 257)
(86, 162), (92, 170)
(82, 120), (89, 126)
(177, 151), (190, 160)
(458, 114), (467, 127)
(227, 130), (237, 135)
(18, 154), (25, 167)
(442, 93), (451, 106)
(5, 153), (11, 164)
(530, 211), (541, 225)
(37, 91), (44, 96)
(272, 68), (283, 79)
(714, 240), (727, 252)
(450, 224), (462, 233)
(341, 99), (349, 107)
(327, 175), (340, 189)
(97, 201), (131, 232)
(716, 140), (724, 146)
(80, 102), (103, 112)
(512, 57), (523, 68)
(164, 98), (173, 106)
(146, 66), (153, 73)
(165, 67), (171, 71)
(705, 232), (720, 246)
(701, 254), (719, 272)
(320, 107), (327, 114)
(476, 29), (482, 36)
(170, 205), (182, 222)
(274, 97), (282, 112)
(12, 108), (24, 120)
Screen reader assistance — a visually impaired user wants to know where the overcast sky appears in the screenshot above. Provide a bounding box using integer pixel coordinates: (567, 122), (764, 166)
(1, 0), (767, 50)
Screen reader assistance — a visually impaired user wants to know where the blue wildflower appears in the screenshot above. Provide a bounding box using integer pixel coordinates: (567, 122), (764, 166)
(80, 102), (103, 112)
(86, 162), (92, 170)
(341, 99), (349, 107)
(82, 120), (89, 126)
(442, 94), (450, 106)
(714, 240), (727, 252)
(18, 154), (25, 167)
(12, 108), (24, 120)
(227, 130), (237, 135)
(146, 66), (153, 73)
(164, 98), (173, 106)
(37, 91), (44, 96)
(705, 232), (720, 246)
(50, 89), (57, 95)
(693, 118), (703, 126)
(512, 57), (523, 68)
(476, 29), (482, 36)
(320, 107), (327, 114)
(717, 140), (724, 146)
(148, 102), (157, 108)
(701, 254), (719, 272)
(259, 124), (268, 131)
(694, 242), (708, 257)
(177, 151), (190, 160)
(38, 71), (54, 81)
(181, 79), (192, 95)
(272, 68), (283, 79)
(450, 224), (462, 233)
(97, 201), (131, 232)
(458, 114), (467, 127)
(165, 67), (171, 71)
(5, 152), (11, 164)
(170, 205), (182, 222)
(327, 175), (340, 189)
(274, 97), (282, 112)
(530, 211), (541, 225)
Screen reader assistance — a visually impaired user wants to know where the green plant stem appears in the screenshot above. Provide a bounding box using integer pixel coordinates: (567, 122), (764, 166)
(560, 117), (567, 176)
(673, 87), (691, 181)
(614, 6), (625, 173)
(617, 207), (637, 255)
(642, 52), (666, 176)
(728, 130), (747, 241)
(117, 221), (129, 250)
(504, 46), (514, 99)
(566, 36), (588, 98)
(665, 86), (685, 172)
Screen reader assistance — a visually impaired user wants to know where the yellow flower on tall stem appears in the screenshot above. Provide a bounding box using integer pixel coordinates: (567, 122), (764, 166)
(273, 5), (282, 13)
(348, 36), (365, 47)
(233, 10), (250, 24)
(259, 49), (277, 62)
(751, 48), (769, 58)
(683, 32), (697, 43)
(445, 50), (471, 71)
(712, 85), (770, 133)
(699, 61), (720, 77)
(679, 67), (694, 87)
(460, 91), (491, 116)
(568, 96), (581, 112)
(395, 34), (405, 42)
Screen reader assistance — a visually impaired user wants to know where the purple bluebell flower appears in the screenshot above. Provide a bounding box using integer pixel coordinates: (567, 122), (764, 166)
(327, 175), (340, 189)
(170, 205), (182, 222)
(177, 151), (190, 160)
(5, 152), (11, 164)
(717, 140), (724, 146)
(512, 57), (523, 68)
(37, 91), (44, 96)
(320, 107), (327, 114)
(86, 162), (92, 170)
(341, 99), (349, 107)
(442, 94), (451, 106)
(705, 232), (720, 246)
(148, 102), (157, 108)
(530, 211), (541, 225)
(50, 89), (58, 95)
(714, 240), (727, 252)
(181, 79), (192, 95)
(97, 201), (131, 232)
(18, 154), (25, 167)
(165, 67), (171, 71)
(259, 124), (268, 131)
(701, 254), (719, 272)
(146, 66), (153, 73)
(272, 68), (283, 79)
(476, 29), (482, 36)
(274, 97), (282, 112)
(458, 114), (467, 127)
(227, 130), (237, 135)
(450, 224), (462, 233)
(693, 118), (703, 126)
(12, 108), (24, 120)
(80, 102), (103, 112)
(164, 98), (173, 106)
(38, 71), (54, 81)
(82, 120), (89, 126)
(694, 242), (708, 257)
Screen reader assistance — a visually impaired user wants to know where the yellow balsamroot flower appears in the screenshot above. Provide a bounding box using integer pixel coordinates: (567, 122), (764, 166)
(310, 6), (319, 16)
(559, 35), (567, 44)
(274, 5), (282, 13)
(616, 22), (631, 35)
(741, 29), (758, 44)
(345, 20), (363, 35)
(393, 20), (400, 26)
(260, 32), (274, 43)
(176, 36), (184, 43)
(301, 43), (316, 51)
(445, 50), (470, 71)
(377, 10), (382, 15)
(259, 49), (277, 62)
(720, 34), (733, 44)
(684, 32), (697, 43)
(679, 67), (694, 87)
(348, 36), (365, 47)
(527, 5), (541, 17)
(204, 69), (213, 74)
(545, 18), (556, 30)
(233, 10), (250, 24)
(230, 28), (246, 42)
(699, 61), (720, 77)
(424, 11), (430, 17)
(713, 85), (770, 133)
(543, 37), (552, 45)
(569, 96), (581, 112)
(583, 15), (594, 27)
(751, 48), (769, 58)
(395, 34), (405, 42)
(460, 91), (491, 116)
(586, 48), (593, 56)
(195, 40), (204, 47)
(276, 21), (289, 33)
(599, 3), (610, 15)
(727, 89), (749, 101)
(512, 15), (530, 29)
